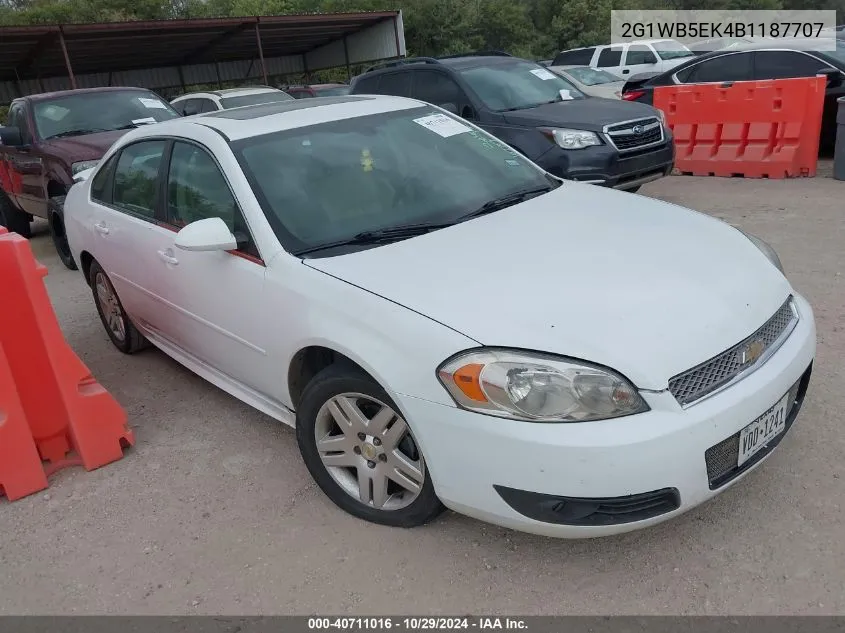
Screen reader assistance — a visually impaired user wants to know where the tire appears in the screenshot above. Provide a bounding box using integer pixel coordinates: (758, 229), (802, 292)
(296, 364), (445, 528)
(89, 259), (149, 354)
(0, 193), (32, 238)
(48, 195), (78, 270)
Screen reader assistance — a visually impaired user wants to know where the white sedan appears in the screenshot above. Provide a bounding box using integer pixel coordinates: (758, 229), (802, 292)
(64, 95), (816, 538)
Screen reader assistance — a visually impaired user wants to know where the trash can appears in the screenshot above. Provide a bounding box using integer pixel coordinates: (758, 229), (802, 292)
(835, 96), (845, 181)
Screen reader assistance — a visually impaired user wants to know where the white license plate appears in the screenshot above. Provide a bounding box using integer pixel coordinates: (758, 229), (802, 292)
(737, 393), (789, 467)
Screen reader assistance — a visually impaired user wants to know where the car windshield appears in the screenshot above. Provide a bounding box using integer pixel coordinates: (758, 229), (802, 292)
(314, 86), (351, 96)
(653, 40), (696, 60)
(561, 66), (620, 86)
(220, 91), (295, 109)
(233, 106), (556, 255)
(459, 60), (586, 111)
(34, 90), (179, 139)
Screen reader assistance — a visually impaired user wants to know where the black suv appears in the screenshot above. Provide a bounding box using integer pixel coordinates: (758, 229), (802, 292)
(350, 52), (675, 192)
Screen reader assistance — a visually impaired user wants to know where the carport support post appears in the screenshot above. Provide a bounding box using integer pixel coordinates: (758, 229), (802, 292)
(343, 36), (351, 82)
(255, 22), (268, 86)
(57, 27), (77, 90)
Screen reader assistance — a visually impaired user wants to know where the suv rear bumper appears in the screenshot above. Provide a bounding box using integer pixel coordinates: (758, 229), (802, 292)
(537, 136), (675, 191)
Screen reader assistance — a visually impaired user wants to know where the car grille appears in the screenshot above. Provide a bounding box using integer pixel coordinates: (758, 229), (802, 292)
(704, 365), (811, 489)
(604, 117), (664, 152)
(668, 297), (798, 407)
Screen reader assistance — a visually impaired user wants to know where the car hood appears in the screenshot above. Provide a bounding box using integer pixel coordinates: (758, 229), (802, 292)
(502, 97), (659, 131)
(304, 183), (793, 390)
(41, 130), (128, 163)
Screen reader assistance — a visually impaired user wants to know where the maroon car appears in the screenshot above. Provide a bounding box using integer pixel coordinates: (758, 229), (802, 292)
(0, 87), (179, 269)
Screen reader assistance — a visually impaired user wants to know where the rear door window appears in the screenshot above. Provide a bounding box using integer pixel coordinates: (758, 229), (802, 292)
(552, 48), (596, 66)
(377, 73), (412, 97)
(597, 46), (624, 68)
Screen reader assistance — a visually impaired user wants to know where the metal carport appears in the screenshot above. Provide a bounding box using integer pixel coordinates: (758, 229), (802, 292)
(0, 11), (406, 103)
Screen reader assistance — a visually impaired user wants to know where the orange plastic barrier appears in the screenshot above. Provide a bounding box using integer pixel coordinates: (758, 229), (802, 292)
(654, 76), (825, 179)
(0, 227), (134, 502)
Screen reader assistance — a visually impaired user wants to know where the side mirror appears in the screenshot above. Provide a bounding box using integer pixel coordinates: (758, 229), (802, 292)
(174, 217), (237, 252)
(818, 67), (842, 87)
(0, 126), (24, 147)
(438, 102), (458, 114)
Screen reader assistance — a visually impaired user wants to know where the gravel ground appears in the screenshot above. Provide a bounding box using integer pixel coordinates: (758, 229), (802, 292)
(1, 168), (843, 616)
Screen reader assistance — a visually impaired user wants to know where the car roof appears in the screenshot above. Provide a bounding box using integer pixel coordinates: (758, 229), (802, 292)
(435, 55), (526, 70)
(673, 37), (839, 65)
(22, 86), (158, 103)
(121, 94), (428, 143)
(172, 86), (281, 101)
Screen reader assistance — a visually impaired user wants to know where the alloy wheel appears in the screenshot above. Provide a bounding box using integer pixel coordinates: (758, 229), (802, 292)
(314, 393), (425, 511)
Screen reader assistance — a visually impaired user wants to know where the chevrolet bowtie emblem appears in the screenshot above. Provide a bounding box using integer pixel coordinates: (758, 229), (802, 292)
(741, 339), (765, 365)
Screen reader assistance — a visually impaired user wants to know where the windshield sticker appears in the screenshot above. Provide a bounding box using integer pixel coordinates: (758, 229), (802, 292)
(138, 97), (167, 110)
(132, 117), (157, 125)
(530, 68), (557, 81)
(40, 105), (70, 121)
(559, 89), (574, 101)
(413, 113), (470, 138)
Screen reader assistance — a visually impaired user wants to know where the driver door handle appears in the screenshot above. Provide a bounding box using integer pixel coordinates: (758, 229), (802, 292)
(157, 249), (179, 265)
(94, 222), (109, 235)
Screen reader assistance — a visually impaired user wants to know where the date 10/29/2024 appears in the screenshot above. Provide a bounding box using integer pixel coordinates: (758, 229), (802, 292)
(308, 618), (528, 631)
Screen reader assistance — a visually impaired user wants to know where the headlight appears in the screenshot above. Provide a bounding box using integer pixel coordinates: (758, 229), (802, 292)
(71, 160), (99, 175)
(437, 349), (649, 423)
(655, 108), (666, 125)
(738, 229), (784, 274)
(541, 128), (602, 150)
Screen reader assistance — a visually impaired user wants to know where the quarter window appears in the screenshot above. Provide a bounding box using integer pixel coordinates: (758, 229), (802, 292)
(680, 53), (753, 83)
(112, 140), (167, 219)
(753, 51), (830, 79)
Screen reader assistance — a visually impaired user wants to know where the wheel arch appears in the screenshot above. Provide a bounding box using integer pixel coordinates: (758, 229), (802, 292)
(287, 343), (383, 411)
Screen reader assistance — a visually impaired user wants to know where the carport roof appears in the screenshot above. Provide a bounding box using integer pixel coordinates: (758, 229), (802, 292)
(0, 12), (402, 82)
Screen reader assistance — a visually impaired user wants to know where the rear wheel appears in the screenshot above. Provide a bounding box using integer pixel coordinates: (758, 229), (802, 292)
(0, 193), (32, 238)
(296, 365), (444, 528)
(48, 196), (78, 270)
(89, 259), (148, 354)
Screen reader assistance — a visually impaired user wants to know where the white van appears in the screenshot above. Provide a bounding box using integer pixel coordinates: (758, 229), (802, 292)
(551, 39), (696, 80)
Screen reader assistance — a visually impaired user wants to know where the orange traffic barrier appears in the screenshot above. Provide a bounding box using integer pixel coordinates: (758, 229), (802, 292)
(654, 76), (825, 179)
(0, 227), (134, 502)
(0, 342), (49, 501)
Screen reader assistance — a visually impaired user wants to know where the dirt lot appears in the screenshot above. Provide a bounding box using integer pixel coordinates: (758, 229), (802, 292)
(1, 168), (843, 616)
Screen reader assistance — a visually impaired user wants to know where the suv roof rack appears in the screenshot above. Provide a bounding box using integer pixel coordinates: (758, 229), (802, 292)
(438, 50), (513, 59)
(362, 57), (442, 73)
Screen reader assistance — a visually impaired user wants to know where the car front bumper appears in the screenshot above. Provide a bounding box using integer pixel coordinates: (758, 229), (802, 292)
(536, 134), (675, 191)
(393, 293), (816, 538)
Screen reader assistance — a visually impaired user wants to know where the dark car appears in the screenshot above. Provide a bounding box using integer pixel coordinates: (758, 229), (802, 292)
(621, 38), (845, 152)
(350, 53), (675, 192)
(284, 83), (351, 98)
(0, 87), (179, 268)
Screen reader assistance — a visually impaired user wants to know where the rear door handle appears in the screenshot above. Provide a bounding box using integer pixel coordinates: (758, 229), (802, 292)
(94, 222), (109, 235)
(157, 249), (179, 265)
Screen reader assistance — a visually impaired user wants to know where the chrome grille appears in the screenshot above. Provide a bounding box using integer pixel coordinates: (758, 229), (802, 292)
(668, 298), (798, 406)
(604, 117), (664, 152)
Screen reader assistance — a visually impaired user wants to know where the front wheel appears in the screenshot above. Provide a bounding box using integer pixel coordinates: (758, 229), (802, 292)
(296, 365), (445, 528)
(48, 196), (78, 270)
(0, 194), (32, 238)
